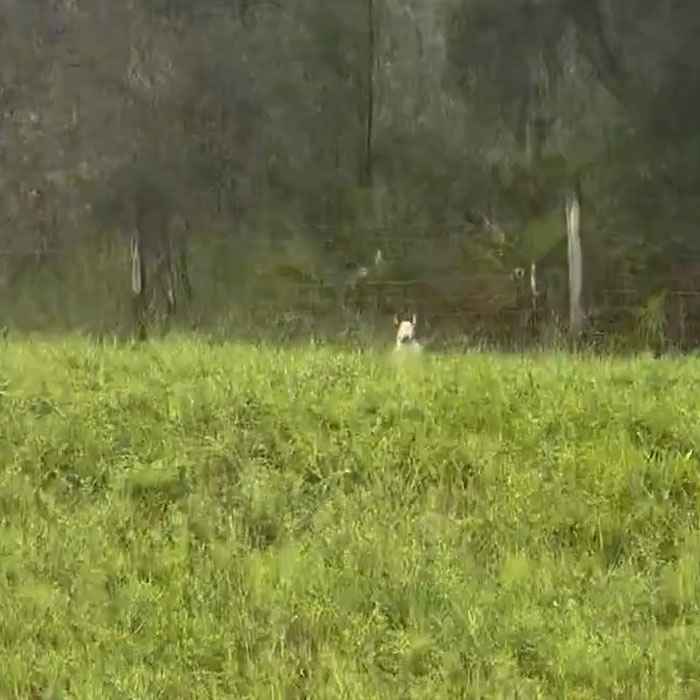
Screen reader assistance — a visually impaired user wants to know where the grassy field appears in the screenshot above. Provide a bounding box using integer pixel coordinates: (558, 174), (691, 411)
(1, 337), (700, 698)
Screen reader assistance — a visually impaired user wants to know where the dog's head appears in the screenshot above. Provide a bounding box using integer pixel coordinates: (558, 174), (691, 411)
(394, 313), (417, 345)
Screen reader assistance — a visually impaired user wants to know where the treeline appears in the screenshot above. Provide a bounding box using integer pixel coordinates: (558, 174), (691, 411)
(1, 0), (699, 347)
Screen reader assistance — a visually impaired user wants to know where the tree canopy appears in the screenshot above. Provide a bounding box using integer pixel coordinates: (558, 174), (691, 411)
(0, 0), (698, 345)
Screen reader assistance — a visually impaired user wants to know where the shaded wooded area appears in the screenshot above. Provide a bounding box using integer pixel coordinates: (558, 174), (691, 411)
(1, 0), (699, 348)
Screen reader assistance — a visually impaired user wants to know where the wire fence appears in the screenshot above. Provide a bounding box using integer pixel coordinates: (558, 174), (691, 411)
(0, 231), (697, 350)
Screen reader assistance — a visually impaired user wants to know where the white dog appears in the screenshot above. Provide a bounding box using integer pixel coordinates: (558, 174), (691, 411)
(393, 314), (422, 353)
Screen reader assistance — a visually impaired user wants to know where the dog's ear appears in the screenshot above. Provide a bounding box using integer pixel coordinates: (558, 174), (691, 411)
(393, 315), (399, 328)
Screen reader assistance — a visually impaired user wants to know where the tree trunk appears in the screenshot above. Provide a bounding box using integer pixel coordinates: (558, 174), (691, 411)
(130, 229), (148, 341)
(530, 261), (539, 333)
(566, 183), (584, 337)
(522, 73), (548, 340)
(678, 292), (686, 349)
(176, 216), (193, 303)
(362, 0), (375, 187)
(163, 237), (176, 318)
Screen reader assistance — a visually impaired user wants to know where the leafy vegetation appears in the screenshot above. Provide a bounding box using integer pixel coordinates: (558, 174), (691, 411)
(1, 1), (700, 343)
(2, 337), (700, 697)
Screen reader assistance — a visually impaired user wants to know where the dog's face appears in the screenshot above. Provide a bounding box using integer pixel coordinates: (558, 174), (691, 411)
(394, 314), (417, 345)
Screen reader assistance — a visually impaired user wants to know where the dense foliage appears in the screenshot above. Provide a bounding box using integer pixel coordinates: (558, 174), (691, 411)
(1, 0), (698, 344)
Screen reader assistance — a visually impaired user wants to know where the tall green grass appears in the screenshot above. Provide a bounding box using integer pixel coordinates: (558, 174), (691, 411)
(1, 337), (700, 698)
